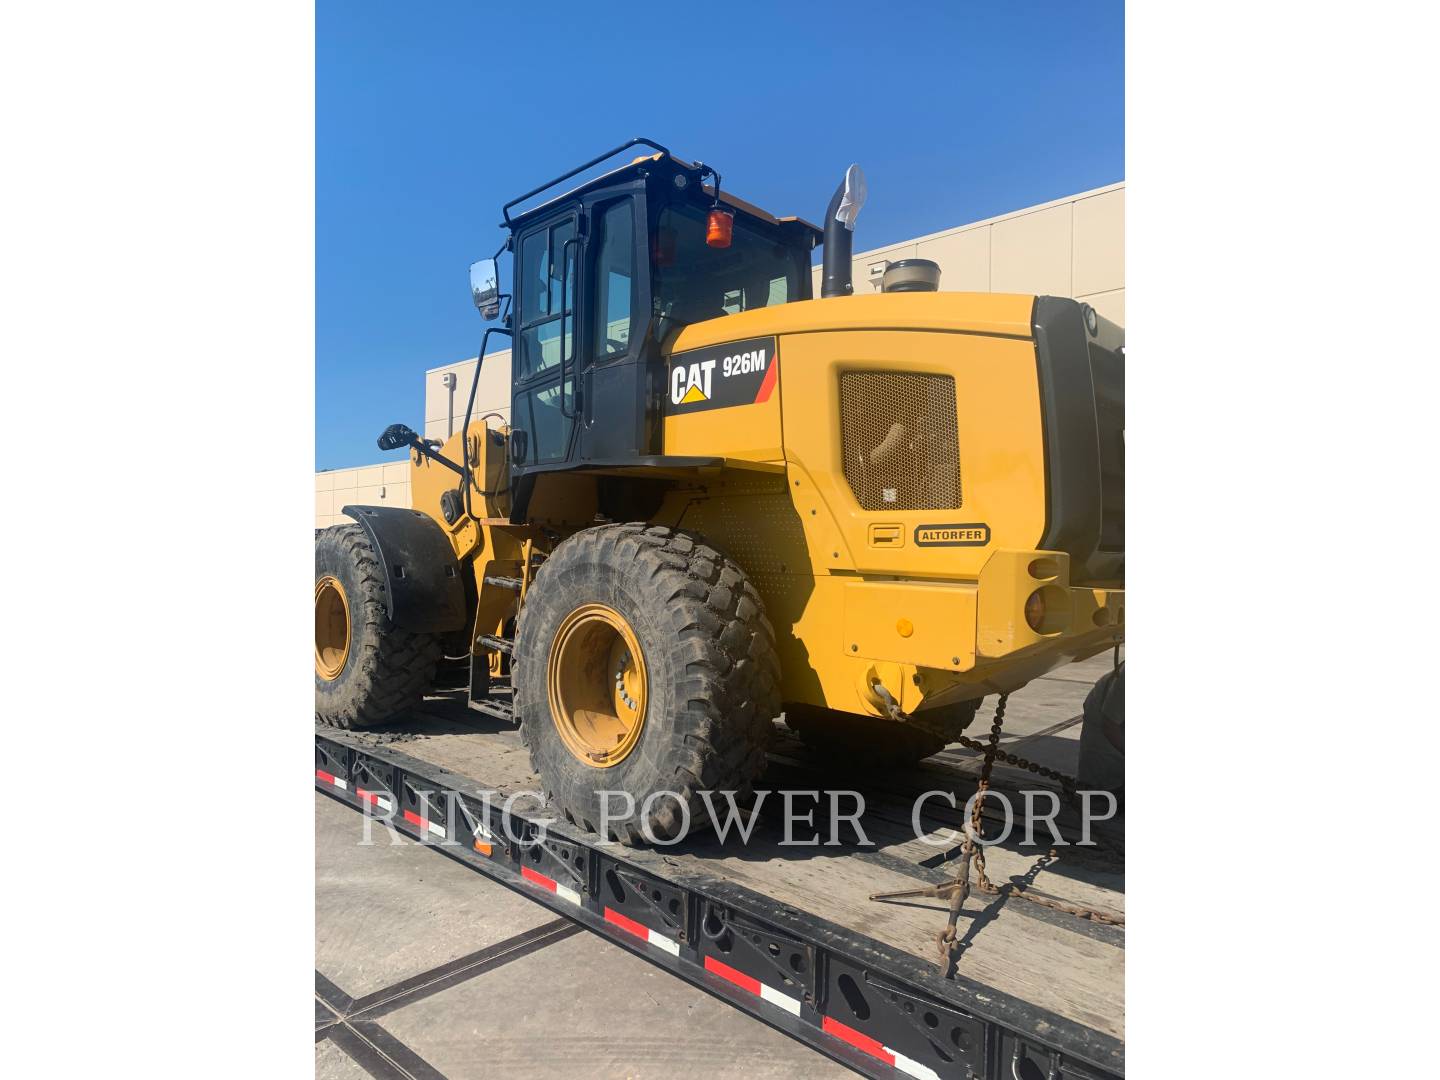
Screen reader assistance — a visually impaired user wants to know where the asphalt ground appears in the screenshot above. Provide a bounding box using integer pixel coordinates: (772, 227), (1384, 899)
(315, 792), (852, 1079)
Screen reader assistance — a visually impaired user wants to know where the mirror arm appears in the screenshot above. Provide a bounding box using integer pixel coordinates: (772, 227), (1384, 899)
(693, 161), (723, 208)
(413, 441), (464, 476)
(376, 424), (463, 475)
(460, 325), (514, 520)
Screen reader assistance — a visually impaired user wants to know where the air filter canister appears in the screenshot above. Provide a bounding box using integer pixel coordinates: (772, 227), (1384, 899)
(881, 258), (941, 293)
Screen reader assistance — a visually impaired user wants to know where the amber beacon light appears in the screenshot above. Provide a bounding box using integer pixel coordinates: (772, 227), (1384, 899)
(706, 207), (733, 248)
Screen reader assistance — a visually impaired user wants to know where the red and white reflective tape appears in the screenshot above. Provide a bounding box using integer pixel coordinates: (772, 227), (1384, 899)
(315, 769), (347, 793)
(703, 953), (937, 1079)
(602, 906), (681, 958)
(356, 787), (393, 813)
(402, 809), (447, 839)
(702, 955), (803, 1017)
(520, 865), (582, 907)
(822, 1016), (941, 1080)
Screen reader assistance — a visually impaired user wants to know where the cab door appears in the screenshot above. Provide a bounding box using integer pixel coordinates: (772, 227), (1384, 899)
(577, 195), (650, 461)
(511, 213), (578, 467)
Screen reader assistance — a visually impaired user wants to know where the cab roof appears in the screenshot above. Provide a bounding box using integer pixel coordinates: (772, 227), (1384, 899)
(504, 150), (823, 244)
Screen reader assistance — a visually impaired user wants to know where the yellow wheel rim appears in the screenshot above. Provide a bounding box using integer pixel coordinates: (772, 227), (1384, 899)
(314, 575), (351, 681)
(547, 603), (648, 768)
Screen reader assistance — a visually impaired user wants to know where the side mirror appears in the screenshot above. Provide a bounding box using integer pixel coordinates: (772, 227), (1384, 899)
(470, 258), (500, 320)
(377, 423), (420, 451)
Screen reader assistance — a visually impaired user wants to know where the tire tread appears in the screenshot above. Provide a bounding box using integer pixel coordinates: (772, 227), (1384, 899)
(514, 523), (779, 844)
(315, 524), (442, 729)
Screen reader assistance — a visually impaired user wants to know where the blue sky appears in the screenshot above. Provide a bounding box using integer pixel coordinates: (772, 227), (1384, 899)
(317, 0), (1124, 469)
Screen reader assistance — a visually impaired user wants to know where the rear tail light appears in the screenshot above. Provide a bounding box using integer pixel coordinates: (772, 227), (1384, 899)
(1024, 586), (1071, 635)
(1024, 590), (1047, 633)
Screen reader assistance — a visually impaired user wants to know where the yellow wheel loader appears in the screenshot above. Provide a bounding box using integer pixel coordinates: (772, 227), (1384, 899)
(314, 138), (1125, 843)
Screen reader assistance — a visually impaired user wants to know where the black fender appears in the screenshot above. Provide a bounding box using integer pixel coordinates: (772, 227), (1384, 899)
(340, 506), (467, 634)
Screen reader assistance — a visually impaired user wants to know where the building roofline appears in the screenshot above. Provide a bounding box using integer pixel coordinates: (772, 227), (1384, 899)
(425, 350), (509, 375)
(817, 180), (1125, 268)
(315, 460), (401, 473)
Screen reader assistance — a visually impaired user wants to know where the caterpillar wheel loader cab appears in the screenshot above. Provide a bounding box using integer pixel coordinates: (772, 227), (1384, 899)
(315, 138), (1125, 843)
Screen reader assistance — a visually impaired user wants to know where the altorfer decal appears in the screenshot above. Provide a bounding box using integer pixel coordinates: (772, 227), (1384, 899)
(914, 523), (991, 547)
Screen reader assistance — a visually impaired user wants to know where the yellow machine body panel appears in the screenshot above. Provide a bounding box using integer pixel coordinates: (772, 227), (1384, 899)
(408, 421), (531, 663)
(654, 291), (1123, 719)
(660, 370), (784, 464)
(775, 326), (1047, 578)
(666, 290), (1037, 346)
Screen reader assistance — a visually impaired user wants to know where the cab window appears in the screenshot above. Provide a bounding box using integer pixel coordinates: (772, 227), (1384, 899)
(652, 202), (802, 327)
(514, 381), (568, 464)
(517, 219), (575, 379)
(591, 200), (635, 362)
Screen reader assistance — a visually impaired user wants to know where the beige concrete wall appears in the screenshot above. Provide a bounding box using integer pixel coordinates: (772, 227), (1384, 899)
(812, 182), (1125, 325)
(315, 461), (412, 530)
(422, 353), (512, 445)
(318, 184), (1123, 527)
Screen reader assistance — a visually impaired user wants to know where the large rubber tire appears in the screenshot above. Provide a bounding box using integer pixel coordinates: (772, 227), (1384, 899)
(1077, 663), (1124, 796)
(514, 524), (780, 845)
(314, 524), (442, 729)
(785, 700), (979, 767)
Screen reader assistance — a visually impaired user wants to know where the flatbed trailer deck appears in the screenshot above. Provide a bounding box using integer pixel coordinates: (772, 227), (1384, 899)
(315, 654), (1124, 1079)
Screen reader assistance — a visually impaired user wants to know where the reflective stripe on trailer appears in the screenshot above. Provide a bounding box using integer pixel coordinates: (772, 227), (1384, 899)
(520, 865), (582, 907)
(356, 788), (393, 813)
(702, 955), (802, 1017)
(822, 1016), (941, 1080)
(315, 769), (347, 792)
(602, 906), (682, 958)
(469, 819), (498, 856)
(402, 809), (447, 839)
(475, 821), (501, 853)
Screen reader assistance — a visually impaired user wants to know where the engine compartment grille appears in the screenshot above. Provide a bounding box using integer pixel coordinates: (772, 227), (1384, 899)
(839, 371), (961, 511)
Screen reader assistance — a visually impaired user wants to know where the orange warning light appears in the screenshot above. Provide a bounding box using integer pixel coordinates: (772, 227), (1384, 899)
(706, 208), (733, 248)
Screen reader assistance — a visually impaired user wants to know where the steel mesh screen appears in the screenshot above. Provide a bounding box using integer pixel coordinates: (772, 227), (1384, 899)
(839, 371), (962, 511)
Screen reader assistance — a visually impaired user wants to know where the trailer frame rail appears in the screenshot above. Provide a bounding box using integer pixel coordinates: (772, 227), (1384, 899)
(315, 730), (1124, 1080)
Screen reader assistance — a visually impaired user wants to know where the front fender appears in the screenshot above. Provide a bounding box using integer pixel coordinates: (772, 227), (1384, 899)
(340, 505), (467, 634)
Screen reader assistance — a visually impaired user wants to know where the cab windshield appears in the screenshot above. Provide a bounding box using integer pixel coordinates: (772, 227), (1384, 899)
(651, 202), (805, 326)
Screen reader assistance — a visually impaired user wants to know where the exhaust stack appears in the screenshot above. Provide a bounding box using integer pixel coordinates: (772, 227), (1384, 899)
(820, 164), (867, 298)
